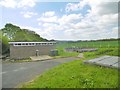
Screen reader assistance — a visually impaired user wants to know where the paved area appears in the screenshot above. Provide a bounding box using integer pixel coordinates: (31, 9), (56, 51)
(84, 56), (119, 69)
(1, 57), (80, 88)
(30, 55), (53, 61)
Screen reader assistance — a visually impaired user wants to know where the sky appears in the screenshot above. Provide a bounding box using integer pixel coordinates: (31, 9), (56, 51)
(0, 0), (119, 40)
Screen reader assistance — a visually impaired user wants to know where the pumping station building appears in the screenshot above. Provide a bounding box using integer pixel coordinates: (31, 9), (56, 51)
(9, 42), (56, 59)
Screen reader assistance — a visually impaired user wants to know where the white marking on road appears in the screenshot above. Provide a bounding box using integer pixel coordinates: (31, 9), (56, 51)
(13, 67), (27, 72)
(19, 67), (27, 70)
(13, 69), (19, 72)
(0, 72), (7, 75)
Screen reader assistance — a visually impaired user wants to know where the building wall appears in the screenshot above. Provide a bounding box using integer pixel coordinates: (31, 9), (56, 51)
(10, 45), (55, 59)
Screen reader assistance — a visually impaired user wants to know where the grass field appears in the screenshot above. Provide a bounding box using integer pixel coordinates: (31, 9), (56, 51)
(20, 40), (119, 88)
(56, 40), (119, 48)
(56, 40), (119, 57)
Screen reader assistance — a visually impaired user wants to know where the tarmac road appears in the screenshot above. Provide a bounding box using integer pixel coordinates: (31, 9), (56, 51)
(2, 57), (80, 88)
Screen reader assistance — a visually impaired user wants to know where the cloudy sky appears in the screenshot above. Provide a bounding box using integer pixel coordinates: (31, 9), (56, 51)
(0, 0), (119, 40)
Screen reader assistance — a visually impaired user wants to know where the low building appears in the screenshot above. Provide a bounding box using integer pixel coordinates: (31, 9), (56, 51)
(9, 42), (56, 59)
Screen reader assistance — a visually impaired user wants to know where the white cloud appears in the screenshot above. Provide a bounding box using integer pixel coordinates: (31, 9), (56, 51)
(43, 11), (55, 17)
(38, 22), (42, 26)
(37, 16), (58, 23)
(65, 0), (118, 14)
(65, 1), (87, 12)
(37, 11), (57, 23)
(87, 1), (118, 16)
(0, 0), (37, 8)
(63, 0), (118, 40)
(18, 0), (37, 8)
(59, 14), (83, 25)
(0, 0), (17, 8)
(96, 2), (118, 15)
(97, 14), (118, 27)
(21, 11), (38, 18)
(36, 1), (118, 40)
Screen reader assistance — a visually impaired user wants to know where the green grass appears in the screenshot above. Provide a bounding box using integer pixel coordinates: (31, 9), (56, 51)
(20, 58), (118, 88)
(83, 47), (119, 59)
(56, 41), (119, 48)
(56, 48), (79, 57)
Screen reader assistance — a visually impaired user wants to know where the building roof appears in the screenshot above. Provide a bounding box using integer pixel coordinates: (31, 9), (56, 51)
(9, 42), (56, 44)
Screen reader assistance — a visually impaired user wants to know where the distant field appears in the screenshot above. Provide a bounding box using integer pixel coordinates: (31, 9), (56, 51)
(55, 40), (119, 57)
(56, 40), (119, 48)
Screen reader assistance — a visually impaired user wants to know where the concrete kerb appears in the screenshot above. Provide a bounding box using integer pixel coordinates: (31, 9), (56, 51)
(3, 52), (83, 63)
(30, 56), (82, 62)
